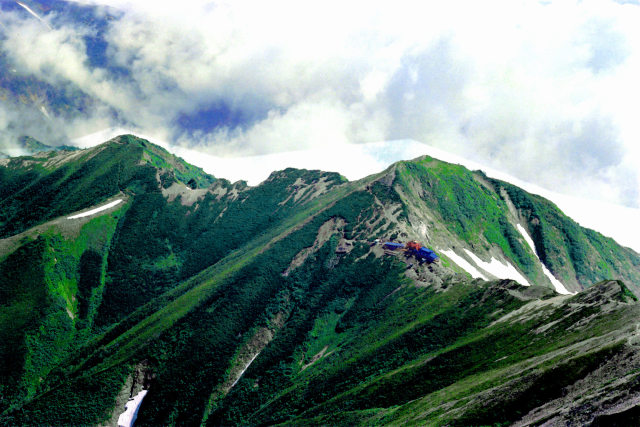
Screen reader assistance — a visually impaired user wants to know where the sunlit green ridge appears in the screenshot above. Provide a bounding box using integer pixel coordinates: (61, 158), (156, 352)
(1, 135), (639, 426)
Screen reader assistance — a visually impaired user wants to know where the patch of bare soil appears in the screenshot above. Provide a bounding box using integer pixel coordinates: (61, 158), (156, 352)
(301, 345), (329, 371)
(161, 182), (209, 206)
(44, 149), (89, 169)
(283, 217), (346, 276)
(279, 176), (336, 207)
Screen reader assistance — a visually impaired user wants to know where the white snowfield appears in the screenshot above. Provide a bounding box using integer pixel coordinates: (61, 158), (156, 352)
(117, 390), (148, 427)
(118, 390), (147, 427)
(440, 249), (488, 281)
(441, 248), (531, 286)
(516, 224), (573, 295)
(464, 249), (532, 287)
(67, 199), (122, 219)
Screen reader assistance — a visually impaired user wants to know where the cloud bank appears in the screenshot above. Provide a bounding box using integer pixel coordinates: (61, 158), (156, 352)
(0, 0), (639, 207)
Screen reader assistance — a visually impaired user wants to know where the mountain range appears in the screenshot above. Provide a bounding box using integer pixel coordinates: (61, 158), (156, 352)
(1, 135), (640, 425)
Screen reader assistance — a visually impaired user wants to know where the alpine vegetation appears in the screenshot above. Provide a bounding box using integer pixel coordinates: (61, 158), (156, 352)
(1, 135), (639, 425)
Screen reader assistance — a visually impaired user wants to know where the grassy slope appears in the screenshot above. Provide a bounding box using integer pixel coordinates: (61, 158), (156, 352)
(490, 177), (640, 292)
(1, 182), (367, 425)
(95, 159), (346, 328)
(0, 135), (214, 239)
(0, 203), (124, 414)
(394, 158), (540, 278)
(2, 142), (640, 425)
(388, 157), (640, 293)
(247, 281), (638, 426)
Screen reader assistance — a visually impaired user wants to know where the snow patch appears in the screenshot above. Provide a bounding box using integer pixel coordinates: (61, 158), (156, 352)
(117, 390), (148, 427)
(542, 264), (572, 295)
(516, 224), (573, 295)
(516, 223), (537, 256)
(67, 199), (122, 219)
(442, 248), (531, 286)
(464, 249), (532, 286)
(440, 249), (488, 280)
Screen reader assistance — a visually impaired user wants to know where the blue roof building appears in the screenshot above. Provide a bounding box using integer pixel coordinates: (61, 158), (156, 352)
(383, 242), (405, 250)
(416, 247), (439, 263)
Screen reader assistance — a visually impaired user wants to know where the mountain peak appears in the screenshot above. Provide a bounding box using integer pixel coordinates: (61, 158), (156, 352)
(98, 134), (216, 189)
(2, 134), (640, 426)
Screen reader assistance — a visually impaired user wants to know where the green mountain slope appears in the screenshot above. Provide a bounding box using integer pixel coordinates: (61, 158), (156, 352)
(1, 135), (639, 426)
(387, 157), (640, 291)
(0, 204), (123, 410)
(0, 134), (214, 238)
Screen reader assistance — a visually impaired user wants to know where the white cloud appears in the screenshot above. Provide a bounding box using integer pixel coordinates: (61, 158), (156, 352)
(1, 0), (639, 208)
